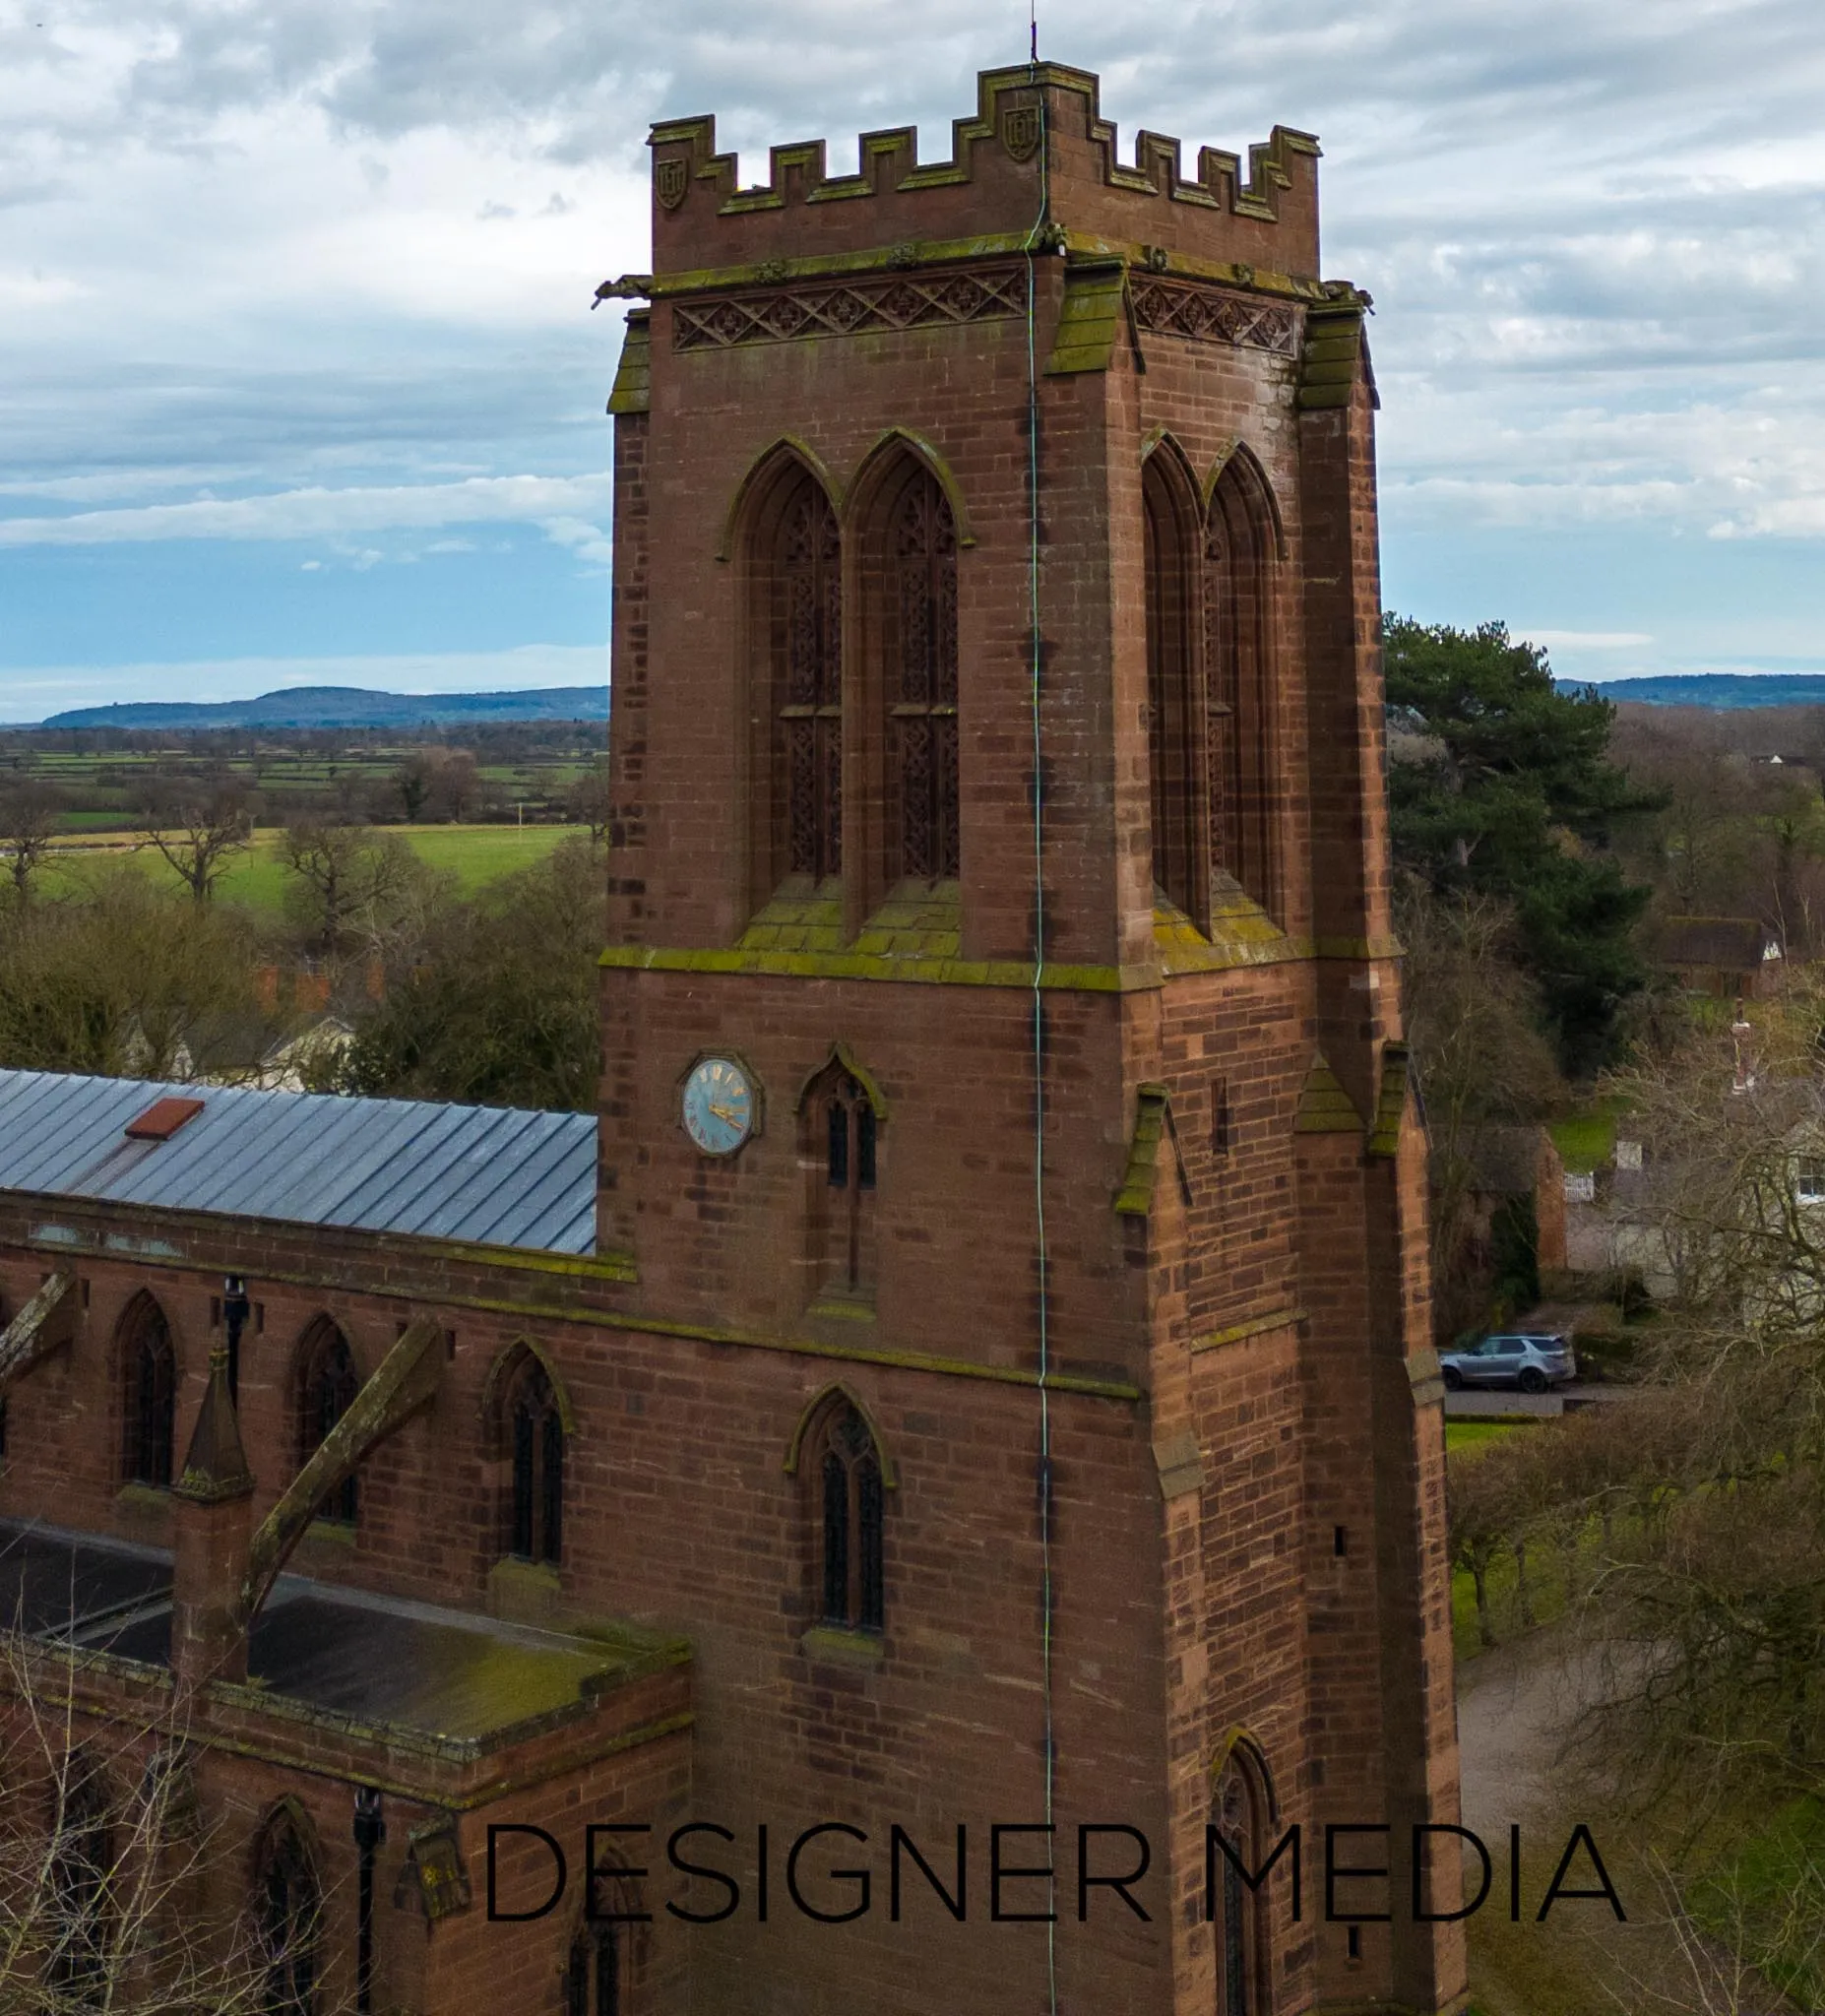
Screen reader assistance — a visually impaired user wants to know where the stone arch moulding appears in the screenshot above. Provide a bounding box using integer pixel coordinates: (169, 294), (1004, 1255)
(781, 1381), (899, 1487)
(479, 1338), (578, 1451)
(1208, 1724), (1281, 1824)
(793, 1041), (889, 1121)
(250, 1792), (323, 1870)
(1140, 427), (1205, 515)
(1203, 439), (1288, 563)
(844, 428), (976, 547)
(716, 436), (844, 562)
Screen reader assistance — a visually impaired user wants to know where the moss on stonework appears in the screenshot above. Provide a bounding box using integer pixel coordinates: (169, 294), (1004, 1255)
(1295, 1050), (1363, 1134)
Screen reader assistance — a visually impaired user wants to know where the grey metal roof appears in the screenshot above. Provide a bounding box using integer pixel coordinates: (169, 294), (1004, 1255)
(0, 1070), (596, 1254)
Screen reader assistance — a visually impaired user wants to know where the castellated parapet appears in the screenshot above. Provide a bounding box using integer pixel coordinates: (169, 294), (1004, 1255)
(637, 62), (1323, 286)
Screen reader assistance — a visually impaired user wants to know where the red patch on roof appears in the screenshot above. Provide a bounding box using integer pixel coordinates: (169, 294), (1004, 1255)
(125, 1097), (206, 1142)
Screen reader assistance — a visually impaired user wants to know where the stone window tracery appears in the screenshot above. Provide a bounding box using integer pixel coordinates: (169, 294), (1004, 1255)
(254, 1808), (321, 2016)
(773, 476), (844, 886)
(1143, 455), (1204, 924)
(802, 1059), (880, 1303)
(508, 1359), (564, 1566)
(886, 472), (960, 884)
(120, 1295), (175, 1489)
(47, 1759), (112, 2002)
(813, 1401), (884, 1635)
(1213, 1749), (1274, 2015)
(565, 1922), (620, 2016)
(296, 1319), (358, 1526)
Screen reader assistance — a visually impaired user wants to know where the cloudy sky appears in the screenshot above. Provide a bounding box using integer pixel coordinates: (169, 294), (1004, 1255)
(3, 0), (1822, 719)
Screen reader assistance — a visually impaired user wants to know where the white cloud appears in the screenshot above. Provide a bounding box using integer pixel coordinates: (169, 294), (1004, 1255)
(0, 472), (614, 548)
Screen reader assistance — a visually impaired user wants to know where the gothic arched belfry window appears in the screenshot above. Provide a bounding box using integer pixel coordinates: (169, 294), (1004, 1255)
(887, 472), (959, 884)
(1205, 450), (1280, 918)
(1142, 453), (1204, 924)
(775, 475), (843, 886)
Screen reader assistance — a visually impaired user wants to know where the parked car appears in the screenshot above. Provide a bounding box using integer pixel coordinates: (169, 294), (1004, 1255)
(1438, 1332), (1577, 1395)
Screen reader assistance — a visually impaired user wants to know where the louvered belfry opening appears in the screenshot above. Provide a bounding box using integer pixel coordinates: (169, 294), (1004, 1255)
(884, 468), (960, 885)
(1142, 453), (1204, 926)
(772, 472), (844, 888)
(1206, 449), (1281, 917)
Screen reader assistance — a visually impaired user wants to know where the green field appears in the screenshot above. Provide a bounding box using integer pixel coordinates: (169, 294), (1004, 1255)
(38, 824), (587, 914)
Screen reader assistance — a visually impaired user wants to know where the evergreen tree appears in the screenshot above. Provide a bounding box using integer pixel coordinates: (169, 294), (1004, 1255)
(1383, 614), (1656, 1073)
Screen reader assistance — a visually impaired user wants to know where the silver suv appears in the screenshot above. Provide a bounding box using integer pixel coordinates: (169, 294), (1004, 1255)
(1438, 1332), (1576, 1395)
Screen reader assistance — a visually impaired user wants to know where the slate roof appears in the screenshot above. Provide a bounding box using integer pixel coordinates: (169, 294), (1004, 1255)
(0, 1069), (596, 1255)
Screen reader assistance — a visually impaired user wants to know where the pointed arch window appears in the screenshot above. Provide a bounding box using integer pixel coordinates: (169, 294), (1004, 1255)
(802, 1059), (880, 1303)
(1205, 453), (1280, 916)
(565, 1923), (620, 2016)
(813, 1402), (885, 1635)
(1143, 455), (1204, 924)
(48, 1761), (112, 2002)
(771, 473), (844, 887)
(1213, 1751), (1274, 2015)
(121, 1297), (175, 1489)
(296, 1320), (358, 1525)
(508, 1359), (564, 1566)
(255, 1811), (321, 2016)
(886, 472), (960, 884)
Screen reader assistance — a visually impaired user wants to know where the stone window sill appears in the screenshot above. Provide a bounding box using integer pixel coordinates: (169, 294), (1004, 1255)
(801, 1626), (885, 1668)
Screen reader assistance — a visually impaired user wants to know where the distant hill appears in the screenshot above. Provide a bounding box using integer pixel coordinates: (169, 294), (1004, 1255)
(41, 684), (607, 729)
(1566, 674), (1825, 710)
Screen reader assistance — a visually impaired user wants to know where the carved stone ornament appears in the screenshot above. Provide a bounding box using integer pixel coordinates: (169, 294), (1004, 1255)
(656, 158), (690, 211)
(673, 265), (1029, 351)
(1129, 276), (1300, 356)
(1001, 103), (1043, 163)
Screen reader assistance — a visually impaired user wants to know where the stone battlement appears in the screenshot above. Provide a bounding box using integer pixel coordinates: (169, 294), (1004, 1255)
(644, 63), (1322, 282)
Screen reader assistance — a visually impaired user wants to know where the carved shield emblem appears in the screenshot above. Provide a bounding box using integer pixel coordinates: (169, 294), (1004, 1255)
(656, 158), (690, 212)
(1001, 104), (1042, 163)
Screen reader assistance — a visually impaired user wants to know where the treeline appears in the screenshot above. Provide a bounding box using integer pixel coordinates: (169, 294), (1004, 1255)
(0, 722), (607, 833)
(0, 827), (605, 1112)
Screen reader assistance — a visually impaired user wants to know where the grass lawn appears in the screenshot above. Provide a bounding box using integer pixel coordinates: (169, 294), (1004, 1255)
(37, 824), (587, 914)
(1686, 1796), (1825, 2008)
(1446, 1419), (1531, 1459)
(1549, 1103), (1620, 1173)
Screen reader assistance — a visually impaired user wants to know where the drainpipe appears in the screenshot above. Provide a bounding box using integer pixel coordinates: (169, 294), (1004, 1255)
(353, 1786), (385, 2012)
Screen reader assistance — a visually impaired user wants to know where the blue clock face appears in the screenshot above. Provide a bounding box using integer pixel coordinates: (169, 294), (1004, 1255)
(681, 1056), (756, 1157)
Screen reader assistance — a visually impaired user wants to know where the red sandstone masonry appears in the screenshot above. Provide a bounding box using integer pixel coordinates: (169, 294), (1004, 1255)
(0, 61), (1464, 2016)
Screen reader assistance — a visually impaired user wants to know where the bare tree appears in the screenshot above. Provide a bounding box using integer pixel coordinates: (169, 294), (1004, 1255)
(566, 761), (611, 848)
(0, 780), (65, 906)
(136, 774), (252, 905)
(1396, 880), (1562, 1337)
(278, 820), (418, 959)
(0, 1627), (292, 2012)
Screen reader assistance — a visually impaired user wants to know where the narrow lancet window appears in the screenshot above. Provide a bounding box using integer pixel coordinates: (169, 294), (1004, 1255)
(122, 1297), (175, 1489)
(888, 473), (960, 883)
(776, 477), (843, 885)
(509, 1361), (564, 1566)
(816, 1402), (885, 1634)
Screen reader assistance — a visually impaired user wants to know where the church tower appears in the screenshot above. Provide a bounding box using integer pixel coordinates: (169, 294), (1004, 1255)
(598, 62), (1467, 2015)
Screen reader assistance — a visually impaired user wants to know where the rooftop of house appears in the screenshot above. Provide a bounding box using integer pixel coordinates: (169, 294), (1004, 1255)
(0, 1519), (678, 1746)
(0, 1069), (597, 1255)
(1654, 915), (1779, 973)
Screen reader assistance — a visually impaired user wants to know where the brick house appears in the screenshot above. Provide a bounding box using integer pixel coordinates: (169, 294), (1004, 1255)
(0, 63), (1466, 2016)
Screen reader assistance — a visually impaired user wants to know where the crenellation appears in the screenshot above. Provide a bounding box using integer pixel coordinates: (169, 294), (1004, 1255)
(646, 65), (1323, 280)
